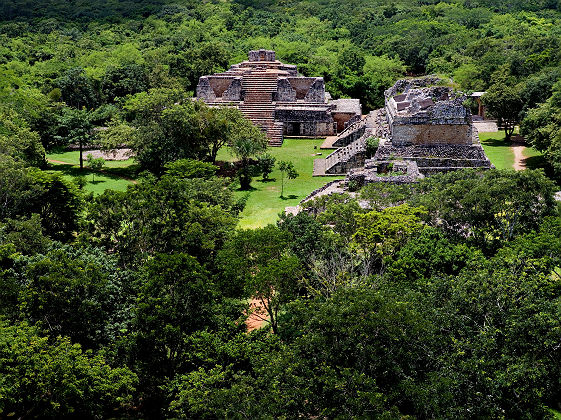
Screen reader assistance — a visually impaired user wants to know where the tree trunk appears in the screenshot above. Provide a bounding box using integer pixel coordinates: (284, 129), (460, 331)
(239, 159), (251, 190)
(79, 139), (84, 169)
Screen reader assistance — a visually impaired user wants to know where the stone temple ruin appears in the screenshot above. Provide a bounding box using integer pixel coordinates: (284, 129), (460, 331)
(196, 49), (361, 146)
(304, 76), (493, 204)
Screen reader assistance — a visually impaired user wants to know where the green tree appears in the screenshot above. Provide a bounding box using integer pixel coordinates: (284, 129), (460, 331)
(131, 253), (213, 410)
(0, 107), (46, 167)
(101, 63), (150, 101)
(229, 120), (268, 190)
(278, 160), (298, 197)
(257, 153), (276, 181)
(163, 158), (217, 179)
(412, 169), (557, 252)
(0, 319), (137, 419)
(86, 153), (105, 182)
(18, 246), (117, 349)
(217, 225), (301, 333)
(83, 175), (239, 267)
(483, 80), (525, 141)
(352, 204), (427, 272)
(56, 67), (97, 110)
(0, 157), (82, 242)
(520, 80), (561, 175)
(55, 107), (92, 169)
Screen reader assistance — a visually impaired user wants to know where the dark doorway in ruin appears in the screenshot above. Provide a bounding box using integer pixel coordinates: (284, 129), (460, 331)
(285, 122), (301, 136)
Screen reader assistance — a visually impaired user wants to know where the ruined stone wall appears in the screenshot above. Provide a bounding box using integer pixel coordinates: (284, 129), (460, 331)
(222, 78), (242, 101)
(275, 78), (297, 102)
(196, 76), (242, 101)
(208, 77), (234, 97)
(196, 77), (215, 101)
(384, 76), (441, 99)
(287, 77), (324, 101)
(392, 124), (473, 146)
(284, 121), (335, 136)
(279, 64), (298, 76)
(332, 112), (356, 132)
(249, 49), (276, 61)
(303, 79), (325, 102)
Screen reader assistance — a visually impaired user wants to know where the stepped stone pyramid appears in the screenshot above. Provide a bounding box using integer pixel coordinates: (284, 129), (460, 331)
(196, 49), (361, 146)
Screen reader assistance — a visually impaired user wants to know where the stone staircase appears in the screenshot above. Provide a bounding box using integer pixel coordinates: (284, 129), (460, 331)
(239, 71), (283, 146)
(332, 118), (367, 148)
(324, 135), (368, 174)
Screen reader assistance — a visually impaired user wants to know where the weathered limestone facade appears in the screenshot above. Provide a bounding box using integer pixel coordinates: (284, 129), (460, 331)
(309, 77), (492, 202)
(196, 50), (362, 146)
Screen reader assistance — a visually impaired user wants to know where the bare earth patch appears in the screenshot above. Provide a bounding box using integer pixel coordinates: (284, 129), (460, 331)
(245, 298), (269, 332)
(512, 144), (526, 171)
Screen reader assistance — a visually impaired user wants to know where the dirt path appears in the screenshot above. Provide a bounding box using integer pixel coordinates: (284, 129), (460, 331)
(245, 298), (269, 332)
(511, 144), (526, 171)
(47, 159), (138, 184)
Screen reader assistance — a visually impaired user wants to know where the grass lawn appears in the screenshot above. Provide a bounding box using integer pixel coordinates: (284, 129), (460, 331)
(217, 138), (342, 229)
(47, 149), (135, 168)
(46, 150), (138, 195)
(478, 131), (515, 170)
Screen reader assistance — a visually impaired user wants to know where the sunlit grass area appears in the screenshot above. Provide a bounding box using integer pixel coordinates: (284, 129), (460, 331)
(217, 138), (342, 228)
(47, 149), (135, 168)
(478, 131), (515, 170)
(46, 150), (138, 195)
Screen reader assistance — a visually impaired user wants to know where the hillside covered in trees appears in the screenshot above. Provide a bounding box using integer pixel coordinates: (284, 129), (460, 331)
(1, 0), (561, 418)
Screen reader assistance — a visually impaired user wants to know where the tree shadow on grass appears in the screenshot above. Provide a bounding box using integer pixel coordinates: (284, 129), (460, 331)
(105, 164), (141, 179)
(280, 194), (298, 200)
(48, 163), (133, 183)
(257, 178), (277, 183)
(237, 186), (258, 192)
(480, 136), (510, 148)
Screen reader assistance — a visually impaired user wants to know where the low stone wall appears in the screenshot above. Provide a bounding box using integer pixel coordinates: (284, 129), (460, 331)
(301, 179), (344, 203)
(375, 144), (488, 160)
(344, 114), (361, 130)
(347, 160), (421, 186)
(414, 157), (492, 168)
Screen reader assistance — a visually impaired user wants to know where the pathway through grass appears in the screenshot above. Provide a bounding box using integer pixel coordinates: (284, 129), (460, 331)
(217, 138), (342, 228)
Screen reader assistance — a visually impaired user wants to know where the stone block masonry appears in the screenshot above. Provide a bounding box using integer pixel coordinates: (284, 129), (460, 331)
(195, 50), (361, 145)
(304, 77), (493, 207)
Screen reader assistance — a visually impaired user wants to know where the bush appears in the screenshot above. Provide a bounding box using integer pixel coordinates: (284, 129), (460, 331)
(365, 136), (380, 158)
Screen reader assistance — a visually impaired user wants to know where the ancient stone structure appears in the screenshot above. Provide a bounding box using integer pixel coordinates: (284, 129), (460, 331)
(307, 77), (493, 206)
(313, 77), (491, 177)
(196, 49), (361, 146)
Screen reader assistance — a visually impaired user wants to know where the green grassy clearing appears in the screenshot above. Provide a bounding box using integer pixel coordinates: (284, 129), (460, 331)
(47, 149), (135, 168)
(478, 131), (515, 170)
(217, 138), (342, 229)
(46, 150), (138, 195)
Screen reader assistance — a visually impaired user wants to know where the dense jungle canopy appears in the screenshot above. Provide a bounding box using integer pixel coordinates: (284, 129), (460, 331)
(1, 0), (561, 418)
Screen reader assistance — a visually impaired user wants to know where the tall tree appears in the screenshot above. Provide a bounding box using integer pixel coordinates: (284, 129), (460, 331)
(229, 120), (268, 190)
(278, 160), (299, 198)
